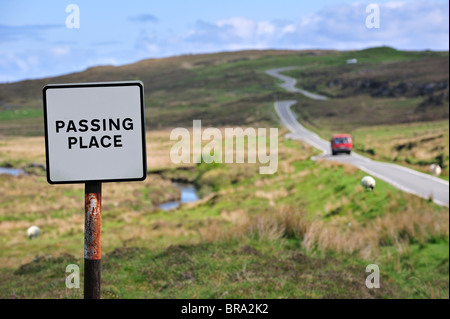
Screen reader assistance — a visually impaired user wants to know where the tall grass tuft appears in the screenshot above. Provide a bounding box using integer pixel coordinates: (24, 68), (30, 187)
(200, 199), (449, 259)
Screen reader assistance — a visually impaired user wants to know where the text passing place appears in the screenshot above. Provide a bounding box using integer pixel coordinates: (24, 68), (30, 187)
(43, 81), (147, 184)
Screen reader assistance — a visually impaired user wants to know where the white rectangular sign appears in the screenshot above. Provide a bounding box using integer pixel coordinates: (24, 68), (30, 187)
(43, 81), (147, 184)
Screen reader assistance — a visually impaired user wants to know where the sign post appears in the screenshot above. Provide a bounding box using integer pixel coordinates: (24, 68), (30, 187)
(43, 81), (146, 299)
(84, 182), (102, 299)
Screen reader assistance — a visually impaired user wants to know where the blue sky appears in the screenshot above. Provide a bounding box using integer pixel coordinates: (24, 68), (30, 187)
(0, 0), (448, 83)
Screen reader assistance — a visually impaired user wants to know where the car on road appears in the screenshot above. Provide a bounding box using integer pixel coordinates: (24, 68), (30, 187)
(331, 134), (353, 155)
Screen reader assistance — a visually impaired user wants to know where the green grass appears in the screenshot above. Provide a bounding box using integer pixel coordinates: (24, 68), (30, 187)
(2, 47), (447, 136)
(351, 120), (449, 177)
(380, 240), (449, 298)
(1, 136), (447, 298)
(0, 109), (43, 121)
(279, 50), (449, 177)
(0, 47), (448, 298)
(0, 241), (397, 299)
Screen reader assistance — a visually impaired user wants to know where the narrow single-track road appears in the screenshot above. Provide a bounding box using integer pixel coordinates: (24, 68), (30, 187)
(266, 67), (449, 207)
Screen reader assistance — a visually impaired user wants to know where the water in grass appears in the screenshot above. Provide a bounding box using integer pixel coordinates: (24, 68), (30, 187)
(159, 183), (199, 211)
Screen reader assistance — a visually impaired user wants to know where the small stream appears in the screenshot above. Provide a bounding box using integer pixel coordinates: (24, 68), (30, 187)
(0, 167), (25, 176)
(2, 167), (199, 210)
(158, 182), (199, 211)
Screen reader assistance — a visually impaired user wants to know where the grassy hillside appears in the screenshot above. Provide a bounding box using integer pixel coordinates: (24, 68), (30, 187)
(2, 47), (447, 134)
(285, 48), (449, 127)
(1, 48), (448, 175)
(0, 131), (449, 298)
(0, 48), (448, 299)
(0, 132), (448, 298)
(0, 50), (299, 136)
(280, 47), (449, 176)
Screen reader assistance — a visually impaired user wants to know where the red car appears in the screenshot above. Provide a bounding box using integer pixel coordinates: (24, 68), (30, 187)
(331, 134), (353, 155)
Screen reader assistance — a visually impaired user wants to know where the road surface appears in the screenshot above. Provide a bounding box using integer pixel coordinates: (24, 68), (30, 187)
(266, 68), (449, 207)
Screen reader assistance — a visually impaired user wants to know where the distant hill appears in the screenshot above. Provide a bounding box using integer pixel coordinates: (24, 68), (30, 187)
(0, 47), (448, 136)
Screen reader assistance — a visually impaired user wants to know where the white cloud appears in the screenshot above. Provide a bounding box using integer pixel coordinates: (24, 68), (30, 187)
(384, 2), (407, 9)
(155, 1), (449, 60)
(134, 31), (161, 57)
(216, 17), (256, 40)
(282, 24), (296, 34)
(257, 21), (276, 37)
(277, 0), (448, 51)
(0, 0), (448, 82)
(0, 51), (41, 81)
(174, 1), (444, 54)
(50, 45), (70, 57)
(144, 44), (160, 54)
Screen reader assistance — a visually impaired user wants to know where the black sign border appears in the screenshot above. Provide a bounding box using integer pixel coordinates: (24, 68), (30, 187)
(43, 81), (147, 184)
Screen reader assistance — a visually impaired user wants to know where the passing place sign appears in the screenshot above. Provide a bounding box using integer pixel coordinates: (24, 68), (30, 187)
(43, 81), (147, 184)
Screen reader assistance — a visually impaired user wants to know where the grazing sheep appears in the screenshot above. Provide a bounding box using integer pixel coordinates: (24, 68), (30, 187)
(361, 176), (376, 191)
(430, 164), (442, 176)
(27, 226), (41, 239)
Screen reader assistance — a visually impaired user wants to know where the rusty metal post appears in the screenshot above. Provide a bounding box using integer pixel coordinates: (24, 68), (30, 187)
(84, 182), (102, 299)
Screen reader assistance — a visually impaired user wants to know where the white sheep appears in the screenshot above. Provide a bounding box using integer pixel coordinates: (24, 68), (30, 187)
(430, 164), (442, 176)
(27, 226), (41, 239)
(361, 176), (376, 191)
